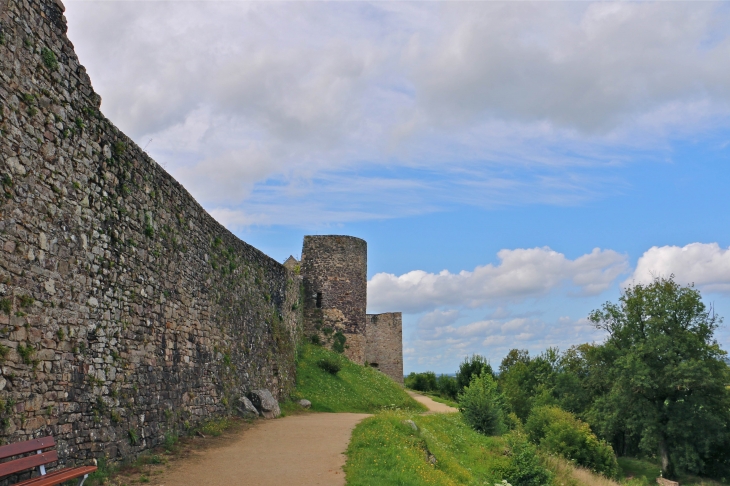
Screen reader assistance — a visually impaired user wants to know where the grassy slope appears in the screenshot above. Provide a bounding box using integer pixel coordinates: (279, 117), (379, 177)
(345, 412), (728, 486)
(345, 411), (509, 486)
(293, 344), (426, 413)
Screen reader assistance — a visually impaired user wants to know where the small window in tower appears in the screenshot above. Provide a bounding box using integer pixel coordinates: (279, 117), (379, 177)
(316, 292), (322, 308)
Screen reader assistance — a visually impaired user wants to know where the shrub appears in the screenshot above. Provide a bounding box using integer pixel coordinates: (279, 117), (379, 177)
(332, 331), (346, 353)
(318, 357), (342, 375)
(456, 354), (494, 390)
(404, 371), (438, 392)
(499, 432), (553, 486)
(437, 374), (459, 400)
(459, 373), (506, 435)
(526, 406), (618, 478)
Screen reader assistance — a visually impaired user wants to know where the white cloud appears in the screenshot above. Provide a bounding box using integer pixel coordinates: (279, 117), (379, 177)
(410, 2), (730, 133)
(417, 309), (461, 330)
(368, 247), (628, 314)
(64, 2), (730, 226)
(626, 242), (730, 293)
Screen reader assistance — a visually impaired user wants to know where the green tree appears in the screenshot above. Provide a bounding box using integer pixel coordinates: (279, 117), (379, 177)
(498, 349), (557, 421)
(459, 373), (506, 435)
(456, 354), (494, 391)
(588, 276), (730, 479)
(404, 371), (437, 392)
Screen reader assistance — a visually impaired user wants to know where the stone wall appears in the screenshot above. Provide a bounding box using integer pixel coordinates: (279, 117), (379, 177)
(300, 236), (367, 363)
(0, 0), (301, 475)
(365, 313), (403, 385)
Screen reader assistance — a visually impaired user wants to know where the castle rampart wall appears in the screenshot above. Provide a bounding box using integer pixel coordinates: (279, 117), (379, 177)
(0, 0), (300, 474)
(365, 313), (403, 384)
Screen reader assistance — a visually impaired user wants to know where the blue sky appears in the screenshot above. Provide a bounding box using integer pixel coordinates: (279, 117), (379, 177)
(65, 1), (730, 373)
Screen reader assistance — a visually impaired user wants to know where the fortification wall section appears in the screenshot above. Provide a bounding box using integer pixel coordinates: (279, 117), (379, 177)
(301, 236), (366, 363)
(0, 0), (301, 474)
(365, 313), (403, 384)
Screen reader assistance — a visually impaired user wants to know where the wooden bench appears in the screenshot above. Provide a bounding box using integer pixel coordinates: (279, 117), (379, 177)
(0, 436), (96, 486)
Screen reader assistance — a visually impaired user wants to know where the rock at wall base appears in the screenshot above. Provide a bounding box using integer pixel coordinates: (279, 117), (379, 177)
(237, 396), (259, 418)
(298, 399), (312, 409)
(248, 390), (281, 419)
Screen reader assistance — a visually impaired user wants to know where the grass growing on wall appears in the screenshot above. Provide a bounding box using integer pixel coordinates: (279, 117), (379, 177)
(294, 344), (426, 413)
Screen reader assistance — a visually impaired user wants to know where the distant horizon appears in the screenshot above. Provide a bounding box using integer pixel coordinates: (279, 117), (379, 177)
(65, 0), (730, 374)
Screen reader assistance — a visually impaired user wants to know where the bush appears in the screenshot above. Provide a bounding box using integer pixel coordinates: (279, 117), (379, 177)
(499, 432), (553, 486)
(404, 371), (437, 392)
(456, 354), (494, 391)
(332, 331), (346, 353)
(317, 357), (342, 375)
(526, 406), (618, 478)
(436, 374), (459, 400)
(459, 373), (506, 435)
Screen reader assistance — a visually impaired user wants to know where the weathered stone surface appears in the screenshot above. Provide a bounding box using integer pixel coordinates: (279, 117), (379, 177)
(248, 390), (281, 419)
(301, 236), (367, 363)
(0, 0), (302, 478)
(237, 397), (259, 418)
(365, 313), (404, 385)
(297, 399), (311, 409)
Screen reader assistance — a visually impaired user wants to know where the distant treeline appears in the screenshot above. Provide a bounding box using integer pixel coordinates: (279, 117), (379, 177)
(406, 277), (730, 481)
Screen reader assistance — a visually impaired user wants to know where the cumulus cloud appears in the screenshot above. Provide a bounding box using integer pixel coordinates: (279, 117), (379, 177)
(626, 243), (730, 293)
(368, 247), (628, 314)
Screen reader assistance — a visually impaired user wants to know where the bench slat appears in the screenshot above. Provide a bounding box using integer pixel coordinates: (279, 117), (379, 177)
(0, 437), (55, 461)
(0, 451), (58, 478)
(12, 465), (97, 486)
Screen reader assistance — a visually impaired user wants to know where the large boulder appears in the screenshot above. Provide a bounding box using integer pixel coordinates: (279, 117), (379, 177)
(237, 396), (259, 418)
(248, 389), (281, 419)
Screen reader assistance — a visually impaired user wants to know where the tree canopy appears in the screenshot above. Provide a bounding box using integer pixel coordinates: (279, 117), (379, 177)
(588, 277), (730, 478)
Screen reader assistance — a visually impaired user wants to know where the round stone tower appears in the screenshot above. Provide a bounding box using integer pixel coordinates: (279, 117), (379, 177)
(301, 235), (367, 363)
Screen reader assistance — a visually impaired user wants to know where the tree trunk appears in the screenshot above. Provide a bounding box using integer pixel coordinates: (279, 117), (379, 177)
(658, 437), (676, 479)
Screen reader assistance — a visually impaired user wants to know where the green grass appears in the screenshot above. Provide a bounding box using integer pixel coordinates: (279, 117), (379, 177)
(617, 457), (727, 486)
(294, 344), (426, 413)
(345, 411), (509, 486)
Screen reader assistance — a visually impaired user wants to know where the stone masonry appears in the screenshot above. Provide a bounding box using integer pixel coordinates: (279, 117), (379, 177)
(299, 235), (404, 384)
(0, 0), (301, 477)
(365, 313), (403, 385)
(300, 236), (367, 364)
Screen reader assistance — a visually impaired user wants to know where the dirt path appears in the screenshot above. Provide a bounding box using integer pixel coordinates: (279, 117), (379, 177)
(139, 393), (454, 486)
(406, 390), (459, 413)
(153, 413), (370, 486)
